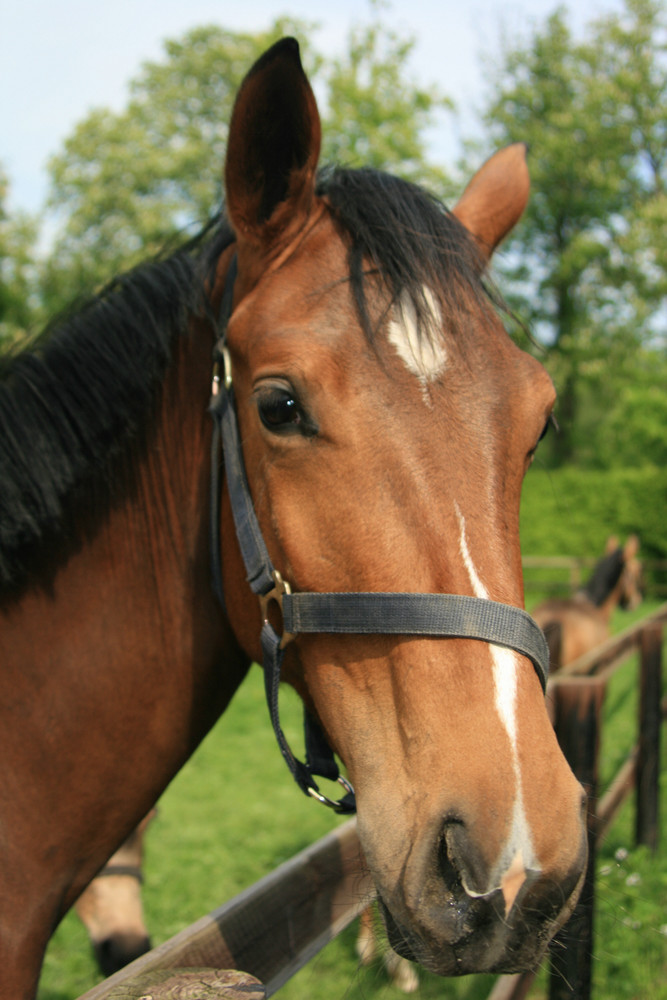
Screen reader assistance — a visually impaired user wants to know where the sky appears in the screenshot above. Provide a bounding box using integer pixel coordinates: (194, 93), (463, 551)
(2, 0), (625, 216)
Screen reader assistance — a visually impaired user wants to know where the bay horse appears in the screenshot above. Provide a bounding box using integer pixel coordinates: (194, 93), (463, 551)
(1, 38), (586, 999)
(532, 536), (641, 668)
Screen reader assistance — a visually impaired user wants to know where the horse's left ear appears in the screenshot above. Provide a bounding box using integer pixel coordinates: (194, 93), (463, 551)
(224, 37), (321, 259)
(453, 143), (530, 259)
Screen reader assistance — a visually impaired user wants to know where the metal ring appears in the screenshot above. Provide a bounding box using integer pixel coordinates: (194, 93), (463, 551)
(307, 775), (355, 810)
(220, 345), (233, 390)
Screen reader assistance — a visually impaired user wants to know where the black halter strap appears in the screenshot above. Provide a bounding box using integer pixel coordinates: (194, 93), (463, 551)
(209, 255), (549, 813)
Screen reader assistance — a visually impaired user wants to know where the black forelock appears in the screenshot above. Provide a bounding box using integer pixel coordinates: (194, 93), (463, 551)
(317, 166), (497, 344)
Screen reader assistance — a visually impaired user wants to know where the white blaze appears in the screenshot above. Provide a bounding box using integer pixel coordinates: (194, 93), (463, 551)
(455, 503), (539, 899)
(387, 289), (446, 399)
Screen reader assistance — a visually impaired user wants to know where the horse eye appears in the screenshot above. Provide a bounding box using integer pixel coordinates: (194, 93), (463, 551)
(539, 413), (558, 443)
(528, 414), (557, 465)
(256, 386), (315, 436)
(258, 390), (300, 430)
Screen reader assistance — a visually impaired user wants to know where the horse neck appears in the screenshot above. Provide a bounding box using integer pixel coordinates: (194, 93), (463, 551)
(596, 575), (624, 623)
(0, 327), (248, 956)
(134, 330), (214, 585)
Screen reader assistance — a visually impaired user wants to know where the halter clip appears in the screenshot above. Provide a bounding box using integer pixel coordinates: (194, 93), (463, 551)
(211, 345), (233, 397)
(259, 570), (296, 650)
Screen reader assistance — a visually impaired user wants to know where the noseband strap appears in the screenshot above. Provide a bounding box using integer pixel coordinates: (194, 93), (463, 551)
(209, 255), (549, 813)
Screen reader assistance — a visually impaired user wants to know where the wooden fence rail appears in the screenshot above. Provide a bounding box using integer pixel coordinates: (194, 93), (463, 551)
(76, 604), (666, 1000)
(490, 603), (666, 1000)
(77, 819), (372, 999)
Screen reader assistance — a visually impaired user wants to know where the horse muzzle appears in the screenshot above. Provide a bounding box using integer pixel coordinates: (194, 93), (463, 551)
(375, 822), (587, 976)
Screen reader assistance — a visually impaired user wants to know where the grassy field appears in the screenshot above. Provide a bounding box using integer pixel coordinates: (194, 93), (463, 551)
(37, 602), (667, 1000)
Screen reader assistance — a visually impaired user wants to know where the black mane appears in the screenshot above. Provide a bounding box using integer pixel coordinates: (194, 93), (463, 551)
(581, 548), (625, 606)
(0, 222), (233, 590)
(0, 167), (495, 591)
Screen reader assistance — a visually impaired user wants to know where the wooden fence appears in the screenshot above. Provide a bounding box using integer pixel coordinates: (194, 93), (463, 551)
(77, 604), (666, 1000)
(489, 602), (666, 1000)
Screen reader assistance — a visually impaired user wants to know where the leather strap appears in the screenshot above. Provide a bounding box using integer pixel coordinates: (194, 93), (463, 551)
(284, 591), (548, 687)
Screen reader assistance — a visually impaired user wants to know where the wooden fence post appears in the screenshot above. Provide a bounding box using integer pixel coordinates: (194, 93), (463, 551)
(635, 623), (663, 851)
(549, 678), (605, 1000)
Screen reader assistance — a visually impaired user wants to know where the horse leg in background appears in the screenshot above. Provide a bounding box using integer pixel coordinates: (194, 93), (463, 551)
(356, 905), (419, 993)
(75, 809), (156, 977)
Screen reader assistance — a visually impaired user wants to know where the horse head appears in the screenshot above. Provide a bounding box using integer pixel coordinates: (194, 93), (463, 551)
(216, 38), (586, 976)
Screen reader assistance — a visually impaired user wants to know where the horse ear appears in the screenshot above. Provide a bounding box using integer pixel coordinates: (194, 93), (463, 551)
(224, 38), (321, 255)
(624, 534), (640, 559)
(453, 144), (530, 259)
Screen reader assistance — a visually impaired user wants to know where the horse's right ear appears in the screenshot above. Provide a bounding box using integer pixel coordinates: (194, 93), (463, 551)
(224, 38), (321, 261)
(453, 144), (530, 260)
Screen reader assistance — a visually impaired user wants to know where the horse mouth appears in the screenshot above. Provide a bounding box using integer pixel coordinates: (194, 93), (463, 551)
(377, 891), (516, 976)
(376, 860), (585, 977)
(378, 892), (545, 976)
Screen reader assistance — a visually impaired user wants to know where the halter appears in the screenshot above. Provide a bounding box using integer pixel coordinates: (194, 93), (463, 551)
(209, 255), (549, 814)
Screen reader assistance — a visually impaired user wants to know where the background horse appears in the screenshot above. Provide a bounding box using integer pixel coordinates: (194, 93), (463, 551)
(74, 811), (156, 977)
(76, 814), (420, 991)
(532, 535), (641, 667)
(0, 38), (586, 999)
(356, 906), (419, 992)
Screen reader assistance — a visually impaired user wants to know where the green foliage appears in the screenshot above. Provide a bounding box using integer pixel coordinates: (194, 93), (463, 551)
(3, 2), (664, 472)
(42, 19), (319, 312)
(521, 466), (667, 561)
(590, 348), (667, 469)
(40, 9), (452, 312)
(480, 0), (667, 466)
(0, 167), (40, 344)
(321, 2), (452, 193)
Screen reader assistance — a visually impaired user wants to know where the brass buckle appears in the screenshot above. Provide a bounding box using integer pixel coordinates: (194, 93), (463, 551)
(259, 570), (295, 650)
(211, 345), (233, 397)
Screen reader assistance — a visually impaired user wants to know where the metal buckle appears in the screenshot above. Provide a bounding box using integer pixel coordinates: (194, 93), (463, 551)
(307, 775), (355, 810)
(211, 345), (233, 397)
(259, 570), (295, 650)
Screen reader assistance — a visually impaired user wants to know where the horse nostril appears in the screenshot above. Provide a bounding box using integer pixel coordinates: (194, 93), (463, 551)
(437, 824), (465, 895)
(440, 818), (491, 898)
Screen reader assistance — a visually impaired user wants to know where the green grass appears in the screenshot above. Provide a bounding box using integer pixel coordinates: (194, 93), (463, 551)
(38, 604), (667, 999)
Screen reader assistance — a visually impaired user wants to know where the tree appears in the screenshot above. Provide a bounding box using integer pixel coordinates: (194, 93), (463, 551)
(43, 19), (318, 312)
(42, 9), (452, 311)
(0, 167), (39, 345)
(321, 2), (452, 192)
(476, 0), (666, 466)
